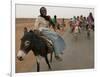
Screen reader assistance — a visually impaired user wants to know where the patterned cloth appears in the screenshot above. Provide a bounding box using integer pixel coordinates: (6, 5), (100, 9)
(41, 29), (66, 55)
(34, 16), (66, 55)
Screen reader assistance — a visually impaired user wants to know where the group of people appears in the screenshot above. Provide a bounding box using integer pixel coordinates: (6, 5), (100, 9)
(70, 13), (94, 32)
(69, 12), (94, 39)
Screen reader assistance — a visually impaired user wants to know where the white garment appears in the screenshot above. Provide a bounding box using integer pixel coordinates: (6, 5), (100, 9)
(34, 16), (49, 30)
(74, 26), (79, 33)
(38, 27), (50, 31)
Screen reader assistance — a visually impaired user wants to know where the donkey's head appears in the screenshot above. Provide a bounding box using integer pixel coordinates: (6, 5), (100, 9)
(17, 27), (34, 61)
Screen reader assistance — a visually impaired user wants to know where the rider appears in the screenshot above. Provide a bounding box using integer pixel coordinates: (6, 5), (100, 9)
(33, 7), (66, 61)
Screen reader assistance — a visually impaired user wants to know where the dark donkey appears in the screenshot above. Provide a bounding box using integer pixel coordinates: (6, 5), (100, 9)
(17, 27), (54, 72)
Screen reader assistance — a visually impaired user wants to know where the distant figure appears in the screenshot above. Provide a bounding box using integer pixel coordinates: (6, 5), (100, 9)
(52, 15), (57, 23)
(83, 17), (88, 30)
(87, 12), (94, 31)
(62, 18), (65, 26)
(76, 16), (80, 27)
(71, 16), (77, 33)
(79, 15), (84, 28)
(50, 15), (57, 31)
(76, 16), (81, 33)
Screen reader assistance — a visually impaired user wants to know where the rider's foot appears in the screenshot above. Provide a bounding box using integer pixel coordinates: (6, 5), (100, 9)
(55, 55), (63, 61)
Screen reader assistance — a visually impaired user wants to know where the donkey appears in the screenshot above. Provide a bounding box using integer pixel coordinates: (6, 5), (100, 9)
(17, 27), (54, 72)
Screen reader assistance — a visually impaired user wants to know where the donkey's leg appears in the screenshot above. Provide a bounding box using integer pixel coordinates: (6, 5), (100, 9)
(45, 55), (52, 70)
(50, 51), (53, 63)
(36, 56), (40, 72)
(37, 61), (40, 72)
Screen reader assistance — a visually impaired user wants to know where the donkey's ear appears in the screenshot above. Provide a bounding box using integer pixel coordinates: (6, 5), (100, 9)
(24, 27), (28, 34)
(29, 30), (33, 33)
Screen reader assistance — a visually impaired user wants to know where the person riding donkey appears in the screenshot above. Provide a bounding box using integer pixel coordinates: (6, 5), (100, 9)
(33, 7), (66, 61)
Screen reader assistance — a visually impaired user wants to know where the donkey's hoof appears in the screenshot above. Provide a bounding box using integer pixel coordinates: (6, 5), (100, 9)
(48, 68), (52, 71)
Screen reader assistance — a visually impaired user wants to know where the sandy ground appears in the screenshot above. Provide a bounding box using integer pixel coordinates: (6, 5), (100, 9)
(15, 18), (94, 73)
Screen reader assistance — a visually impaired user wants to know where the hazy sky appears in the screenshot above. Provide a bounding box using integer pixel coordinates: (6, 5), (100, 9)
(16, 4), (94, 18)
